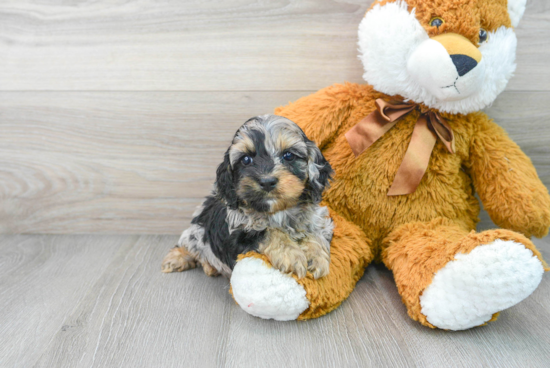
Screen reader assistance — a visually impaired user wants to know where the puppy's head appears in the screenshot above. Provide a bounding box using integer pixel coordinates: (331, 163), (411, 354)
(215, 115), (332, 213)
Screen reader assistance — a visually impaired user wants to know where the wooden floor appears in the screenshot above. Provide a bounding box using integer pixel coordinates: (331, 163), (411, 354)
(1, 234), (549, 368)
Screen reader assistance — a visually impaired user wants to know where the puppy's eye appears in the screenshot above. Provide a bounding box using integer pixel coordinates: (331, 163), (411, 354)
(282, 152), (295, 162)
(429, 17), (444, 28)
(241, 156), (253, 166)
(479, 28), (488, 43)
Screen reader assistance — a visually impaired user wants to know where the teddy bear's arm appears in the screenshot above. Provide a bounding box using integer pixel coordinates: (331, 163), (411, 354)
(275, 84), (355, 149)
(467, 115), (550, 238)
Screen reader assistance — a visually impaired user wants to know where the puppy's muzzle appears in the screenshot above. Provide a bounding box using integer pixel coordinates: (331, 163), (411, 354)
(258, 176), (278, 192)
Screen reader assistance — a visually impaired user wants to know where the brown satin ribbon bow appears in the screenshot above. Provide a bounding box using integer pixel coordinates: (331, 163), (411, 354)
(345, 99), (455, 196)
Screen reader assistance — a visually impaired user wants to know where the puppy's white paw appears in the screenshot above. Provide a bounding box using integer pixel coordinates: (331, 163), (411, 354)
(420, 240), (544, 330)
(231, 257), (309, 321)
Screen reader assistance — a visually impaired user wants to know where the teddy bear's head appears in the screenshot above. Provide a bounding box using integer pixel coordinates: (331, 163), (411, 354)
(358, 0), (526, 114)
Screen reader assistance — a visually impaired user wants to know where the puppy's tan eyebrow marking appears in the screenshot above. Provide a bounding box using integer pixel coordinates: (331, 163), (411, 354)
(233, 135), (255, 154)
(276, 133), (307, 157)
(262, 123), (305, 156)
(229, 130), (256, 166)
(262, 117), (305, 155)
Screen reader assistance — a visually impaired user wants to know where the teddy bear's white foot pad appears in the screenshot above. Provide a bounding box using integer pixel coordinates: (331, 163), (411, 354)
(420, 240), (544, 330)
(231, 257), (309, 321)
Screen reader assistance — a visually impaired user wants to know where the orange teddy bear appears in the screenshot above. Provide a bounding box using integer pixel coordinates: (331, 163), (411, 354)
(229, 0), (550, 330)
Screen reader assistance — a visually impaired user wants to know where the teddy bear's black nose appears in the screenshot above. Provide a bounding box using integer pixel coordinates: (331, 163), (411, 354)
(450, 54), (478, 77)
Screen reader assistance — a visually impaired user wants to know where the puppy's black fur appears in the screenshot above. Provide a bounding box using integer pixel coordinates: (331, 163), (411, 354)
(215, 151), (240, 210)
(191, 195), (264, 269)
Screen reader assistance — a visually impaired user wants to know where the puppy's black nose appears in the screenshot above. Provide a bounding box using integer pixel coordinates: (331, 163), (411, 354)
(259, 177), (278, 192)
(450, 54), (478, 77)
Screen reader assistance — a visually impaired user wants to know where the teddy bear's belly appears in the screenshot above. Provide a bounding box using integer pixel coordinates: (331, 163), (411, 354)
(322, 128), (480, 247)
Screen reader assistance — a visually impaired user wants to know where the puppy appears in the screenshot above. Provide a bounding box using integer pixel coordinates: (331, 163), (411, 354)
(162, 114), (334, 279)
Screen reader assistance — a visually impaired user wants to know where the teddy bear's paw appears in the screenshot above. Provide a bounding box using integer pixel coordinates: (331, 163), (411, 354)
(420, 239), (544, 331)
(230, 257), (309, 321)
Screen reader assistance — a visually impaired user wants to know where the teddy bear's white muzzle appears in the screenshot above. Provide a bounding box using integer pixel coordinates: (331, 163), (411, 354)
(407, 39), (485, 102)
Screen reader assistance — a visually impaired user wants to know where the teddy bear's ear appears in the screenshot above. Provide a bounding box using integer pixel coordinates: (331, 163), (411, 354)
(508, 0), (527, 28)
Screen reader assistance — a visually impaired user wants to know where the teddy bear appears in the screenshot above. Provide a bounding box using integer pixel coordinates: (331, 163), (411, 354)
(229, 0), (550, 330)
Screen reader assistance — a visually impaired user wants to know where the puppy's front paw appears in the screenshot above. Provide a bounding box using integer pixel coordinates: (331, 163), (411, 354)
(301, 236), (330, 279)
(269, 248), (308, 279)
(161, 246), (197, 273)
(308, 253), (330, 279)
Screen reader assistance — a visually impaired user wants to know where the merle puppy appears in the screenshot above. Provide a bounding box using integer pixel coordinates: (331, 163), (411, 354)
(162, 115), (334, 279)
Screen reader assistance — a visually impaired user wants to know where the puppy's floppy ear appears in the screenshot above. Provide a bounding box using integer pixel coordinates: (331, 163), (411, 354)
(304, 139), (333, 203)
(215, 149), (238, 209)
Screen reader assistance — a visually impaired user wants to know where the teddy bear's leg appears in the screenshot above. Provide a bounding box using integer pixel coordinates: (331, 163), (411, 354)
(382, 218), (548, 330)
(230, 209), (374, 321)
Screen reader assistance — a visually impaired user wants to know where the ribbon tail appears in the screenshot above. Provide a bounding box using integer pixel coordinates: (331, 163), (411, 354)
(387, 115), (437, 196)
(345, 110), (398, 157)
(429, 112), (455, 154)
(346, 99), (415, 157)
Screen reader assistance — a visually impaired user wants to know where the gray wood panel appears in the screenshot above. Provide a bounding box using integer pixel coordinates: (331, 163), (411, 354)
(0, 234), (135, 368)
(0, 234), (546, 367)
(1, 91), (548, 234)
(0, 0), (548, 92)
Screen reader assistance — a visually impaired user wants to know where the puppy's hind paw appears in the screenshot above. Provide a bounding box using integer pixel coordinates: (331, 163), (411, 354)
(161, 246), (197, 273)
(201, 261), (221, 277)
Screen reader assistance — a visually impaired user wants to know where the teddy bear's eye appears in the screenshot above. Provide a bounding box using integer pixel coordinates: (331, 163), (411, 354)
(429, 17), (444, 28)
(479, 29), (488, 43)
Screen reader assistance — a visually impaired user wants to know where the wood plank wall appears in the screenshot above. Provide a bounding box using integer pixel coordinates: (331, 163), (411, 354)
(1, 0), (549, 234)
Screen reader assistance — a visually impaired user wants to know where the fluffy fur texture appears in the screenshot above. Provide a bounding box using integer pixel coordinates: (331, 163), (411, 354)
(230, 0), (550, 328)
(162, 115), (334, 280)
